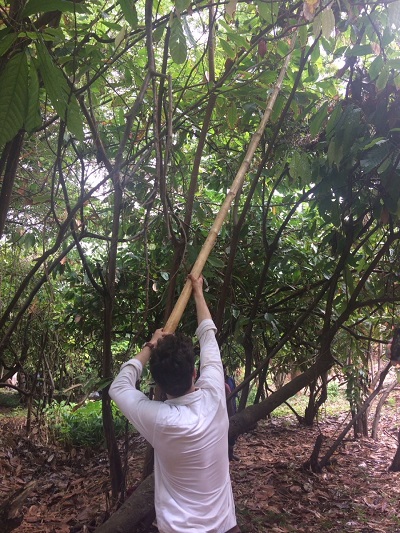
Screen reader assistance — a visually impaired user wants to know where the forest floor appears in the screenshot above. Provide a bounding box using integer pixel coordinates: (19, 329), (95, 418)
(1, 387), (400, 533)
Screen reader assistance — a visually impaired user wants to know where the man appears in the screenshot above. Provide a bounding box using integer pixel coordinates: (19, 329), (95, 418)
(109, 274), (240, 533)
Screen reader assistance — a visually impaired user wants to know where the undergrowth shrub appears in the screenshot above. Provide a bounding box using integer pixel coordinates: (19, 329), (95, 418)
(44, 400), (131, 448)
(327, 380), (340, 398)
(0, 391), (21, 409)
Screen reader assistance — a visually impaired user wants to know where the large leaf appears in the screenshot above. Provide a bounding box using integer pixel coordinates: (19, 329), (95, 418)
(256, 0), (278, 24)
(0, 52), (28, 147)
(227, 102), (238, 129)
(360, 142), (390, 173)
(219, 38), (236, 60)
(0, 32), (18, 57)
(309, 101), (328, 138)
(345, 44), (373, 57)
(321, 7), (335, 38)
(22, 0), (87, 17)
(25, 61), (42, 133)
(225, 0), (237, 18)
(327, 137), (344, 168)
(175, 0), (191, 13)
(388, 0), (400, 27)
(368, 55), (384, 81)
(169, 15), (187, 64)
(375, 64), (390, 92)
(35, 41), (83, 140)
(289, 151), (311, 184)
(118, 0), (138, 29)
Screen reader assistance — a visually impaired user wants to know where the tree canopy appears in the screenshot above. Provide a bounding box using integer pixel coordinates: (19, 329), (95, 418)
(1, 0), (400, 509)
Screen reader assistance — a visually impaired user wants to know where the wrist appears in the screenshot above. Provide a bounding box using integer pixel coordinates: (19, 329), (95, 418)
(193, 291), (204, 300)
(142, 341), (155, 350)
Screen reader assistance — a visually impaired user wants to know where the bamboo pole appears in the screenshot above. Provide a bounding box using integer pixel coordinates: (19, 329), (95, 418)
(163, 33), (298, 334)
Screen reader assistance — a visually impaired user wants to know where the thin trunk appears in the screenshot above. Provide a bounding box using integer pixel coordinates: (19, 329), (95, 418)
(0, 132), (24, 238)
(371, 380), (397, 439)
(318, 363), (391, 471)
(389, 429), (400, 472)
(102, 172), (124, 498)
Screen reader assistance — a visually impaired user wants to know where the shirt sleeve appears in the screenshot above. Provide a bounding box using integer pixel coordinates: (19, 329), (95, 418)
(195, 318), (225, 397)
(109, 358), (161, 445)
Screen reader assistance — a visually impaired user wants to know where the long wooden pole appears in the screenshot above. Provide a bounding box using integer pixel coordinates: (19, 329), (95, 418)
(164, 33), (298, 333)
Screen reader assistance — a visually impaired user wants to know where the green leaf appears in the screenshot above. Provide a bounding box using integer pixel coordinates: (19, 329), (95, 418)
(25, 61), (41, 133)
(388, 0), (400, 28)
(115, 25), (127, 48)
(102, 21), (122, 31)
(360, 142), (390, 173)
(0, 52), (28, 147)
(313, 13), (322, 38)
(375, 64), (390, 92)
(36, 41), (83, 140)
(377, 157), (391, 175)
(118, 0), (138, 28)
(153, 22), (166, 43)
(182, 16), (197, 48)
(256, 0), (278, 24)
(321, 7), (335, 39)
(327, 137), (343, 168)
(225, 31), (248, 49)
(22, 232), (36, 249)
(289, 151), (311, 183)
(388, 58), (400, 69)
(299, 24), (308, 48)
(326, 104), (342, 139)
(345, 44), (373, 57)
(362, 137), (386, 150)
(207, 256), (225, 268)
(22, 0), (87, 17)
(175, 0), (191, 13)
(309, 101), (328, 138)
(341, 107), (361, 152)
(169, 15), (187, 64)
(227, 102), (237, 129)
(368, 55), (384, 81)
(277, 39), (290, 57)
(43, 27), (65, 43)
(0, 33), (17, 57)
(219, 38), (236, 60)
(320, 36), (333, 54)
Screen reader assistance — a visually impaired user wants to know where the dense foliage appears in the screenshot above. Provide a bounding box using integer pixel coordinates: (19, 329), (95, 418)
(1, 0), (400, 498)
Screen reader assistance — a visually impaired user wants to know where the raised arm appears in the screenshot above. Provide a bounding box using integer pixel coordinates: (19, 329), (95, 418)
(189, 274), (211, 325)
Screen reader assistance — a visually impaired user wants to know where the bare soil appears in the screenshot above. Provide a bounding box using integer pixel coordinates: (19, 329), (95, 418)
(1, 391), (400, 533)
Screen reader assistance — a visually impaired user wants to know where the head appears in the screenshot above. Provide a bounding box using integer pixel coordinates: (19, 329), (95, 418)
(149, 332), (196, 397)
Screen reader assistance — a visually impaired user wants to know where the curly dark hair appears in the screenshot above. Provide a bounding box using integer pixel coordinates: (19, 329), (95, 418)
(149, 333), (195, 397)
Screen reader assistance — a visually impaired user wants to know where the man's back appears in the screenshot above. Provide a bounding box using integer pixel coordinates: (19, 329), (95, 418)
(152, 385), (234, 532)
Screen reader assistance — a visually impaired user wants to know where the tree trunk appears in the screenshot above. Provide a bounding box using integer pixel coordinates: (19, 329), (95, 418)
(0, 132), (24, 238)
(102, 172), (124, 498)
(230, 354), (334, 441)
(371, 380), (397, 439)
(304, 375), (327, 426)
(95, 474), (156, 533)
(389, 429), (400, 472)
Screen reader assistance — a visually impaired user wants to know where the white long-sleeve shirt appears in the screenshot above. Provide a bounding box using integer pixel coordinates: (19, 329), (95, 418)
(109, 319), (237, 533)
